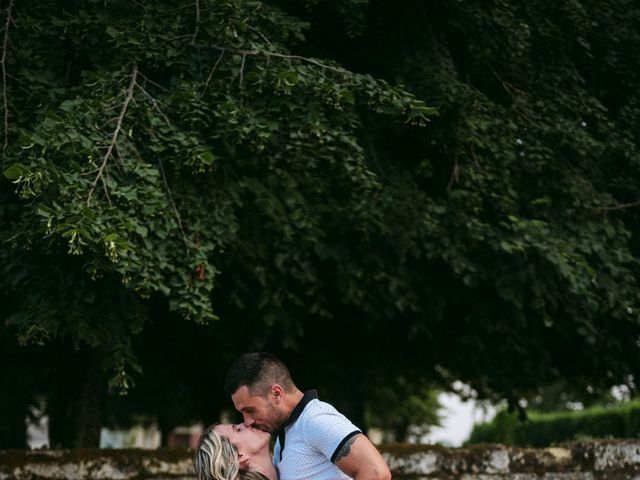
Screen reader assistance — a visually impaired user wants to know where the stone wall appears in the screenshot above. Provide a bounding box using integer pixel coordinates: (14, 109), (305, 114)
(1, 441), (639, 479)
(383, 441), (640, 479)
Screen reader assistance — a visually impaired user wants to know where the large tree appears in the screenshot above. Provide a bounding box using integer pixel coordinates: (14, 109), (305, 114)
(271, 0), (640, 399)
(0, 0), (433, 446)
(1, 0), (639, 446)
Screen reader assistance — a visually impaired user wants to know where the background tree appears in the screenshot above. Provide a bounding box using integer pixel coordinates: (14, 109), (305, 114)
(2, 0), (640, 447)
(364, 377), (442, 443)
(269, 0), (640, 401)
(0, 0), (433, 446)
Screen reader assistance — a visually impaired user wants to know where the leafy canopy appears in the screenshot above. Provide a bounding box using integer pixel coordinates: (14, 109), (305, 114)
(0, 0), (434, 392)
(1, 0), (640, 443)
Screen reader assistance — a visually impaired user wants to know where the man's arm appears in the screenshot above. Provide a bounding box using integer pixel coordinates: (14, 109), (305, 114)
(333, 434), (391, 480)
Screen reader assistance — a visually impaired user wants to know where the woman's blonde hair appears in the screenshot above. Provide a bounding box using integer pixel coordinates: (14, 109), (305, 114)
(194, 424), (270, 480)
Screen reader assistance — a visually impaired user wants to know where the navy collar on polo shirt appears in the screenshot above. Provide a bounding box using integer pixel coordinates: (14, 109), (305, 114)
(277, 389), (318, 460)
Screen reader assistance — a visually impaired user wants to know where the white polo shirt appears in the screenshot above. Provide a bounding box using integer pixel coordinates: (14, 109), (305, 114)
(273, 390), (361, 480)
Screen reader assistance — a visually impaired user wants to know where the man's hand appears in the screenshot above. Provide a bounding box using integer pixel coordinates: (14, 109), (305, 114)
(334, 434), (391, 480)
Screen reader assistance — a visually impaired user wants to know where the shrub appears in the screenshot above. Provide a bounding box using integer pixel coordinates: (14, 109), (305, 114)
(466, 400), (640, 447)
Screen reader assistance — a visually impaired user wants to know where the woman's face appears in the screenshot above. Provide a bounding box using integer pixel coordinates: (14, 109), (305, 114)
(214, 422), (271, 456)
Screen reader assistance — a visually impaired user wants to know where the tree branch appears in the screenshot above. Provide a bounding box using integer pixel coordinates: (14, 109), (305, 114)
(191, 0), (200, 46)
(157, 156), (190, 253)
(135, 80), (172, 127)
(246, 24), (272, 46)
(470, 144), (484, 170)
(242, 3), (271, 45)
(364, 134), (385, 177)
(1, 0), (14, 151)
(202, 50), (225, 94)
(447, 157), (459, 192)
(239, 54), (246, 87)
(489, 65), (529, 97)
(598, 199), (640, 211)
(87, 64), (138, 206)
(101, 175), (113, 207)
(137, 71), (168, 92)
(209, 45), (348, 75)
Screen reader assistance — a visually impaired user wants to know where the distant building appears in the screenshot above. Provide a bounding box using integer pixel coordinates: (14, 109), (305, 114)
(166, 424), (203, 449)
(100, 425), (162, 449)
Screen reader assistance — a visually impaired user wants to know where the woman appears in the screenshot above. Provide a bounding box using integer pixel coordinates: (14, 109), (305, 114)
(194, 423), (277, 480)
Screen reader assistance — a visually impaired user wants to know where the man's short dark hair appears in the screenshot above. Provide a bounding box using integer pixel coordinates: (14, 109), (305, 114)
(224, 352), (295, 396)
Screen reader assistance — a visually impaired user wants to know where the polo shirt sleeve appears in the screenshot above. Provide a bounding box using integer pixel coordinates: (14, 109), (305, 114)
(302, 409), (362, 464)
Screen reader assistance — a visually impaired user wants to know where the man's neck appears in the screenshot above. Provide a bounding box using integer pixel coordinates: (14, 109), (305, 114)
(282, 389), (304, 417)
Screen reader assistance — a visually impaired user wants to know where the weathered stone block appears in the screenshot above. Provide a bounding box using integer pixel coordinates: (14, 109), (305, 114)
(0, 441), (639, 479)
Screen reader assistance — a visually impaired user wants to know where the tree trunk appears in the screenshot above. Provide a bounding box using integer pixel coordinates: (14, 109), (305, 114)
(393, 422), (409, 443)
(48, 345), (103, 448)
(157, 414), (173, 448)
(0, 391), (28, 448)
(0, 334), (35, 448)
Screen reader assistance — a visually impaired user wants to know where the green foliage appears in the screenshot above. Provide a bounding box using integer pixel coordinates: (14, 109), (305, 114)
(527, 381), (622, 413)
(467, 400), (640, 447)
(2, 0), (640, 447)
(0, 0), (434, 394)
(364, 377), (441, 442)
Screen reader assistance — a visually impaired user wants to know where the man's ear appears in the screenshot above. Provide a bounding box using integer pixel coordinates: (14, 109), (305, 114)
(270, 384), (284, 403)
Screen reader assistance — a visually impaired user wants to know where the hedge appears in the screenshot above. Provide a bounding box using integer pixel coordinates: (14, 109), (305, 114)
(466, 400), (640, 447)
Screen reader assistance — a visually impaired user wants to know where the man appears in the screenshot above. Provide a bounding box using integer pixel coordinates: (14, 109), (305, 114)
(224, 352), (392, 480)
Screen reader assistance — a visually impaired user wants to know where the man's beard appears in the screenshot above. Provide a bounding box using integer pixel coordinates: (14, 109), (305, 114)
(259, 406), (288, 434)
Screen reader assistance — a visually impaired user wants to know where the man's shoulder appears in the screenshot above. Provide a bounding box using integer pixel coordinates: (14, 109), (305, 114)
(300, 398), (343, 420)
(298, 398), (359, 436)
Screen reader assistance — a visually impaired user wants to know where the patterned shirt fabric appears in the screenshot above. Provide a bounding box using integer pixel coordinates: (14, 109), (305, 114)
(274, 390), (361, 480)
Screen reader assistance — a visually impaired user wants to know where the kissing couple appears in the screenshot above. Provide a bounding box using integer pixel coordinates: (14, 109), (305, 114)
(194, 352), (391, 480)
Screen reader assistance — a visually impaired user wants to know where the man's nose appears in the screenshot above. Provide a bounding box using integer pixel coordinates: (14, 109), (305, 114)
(242, 414), (254, 427)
